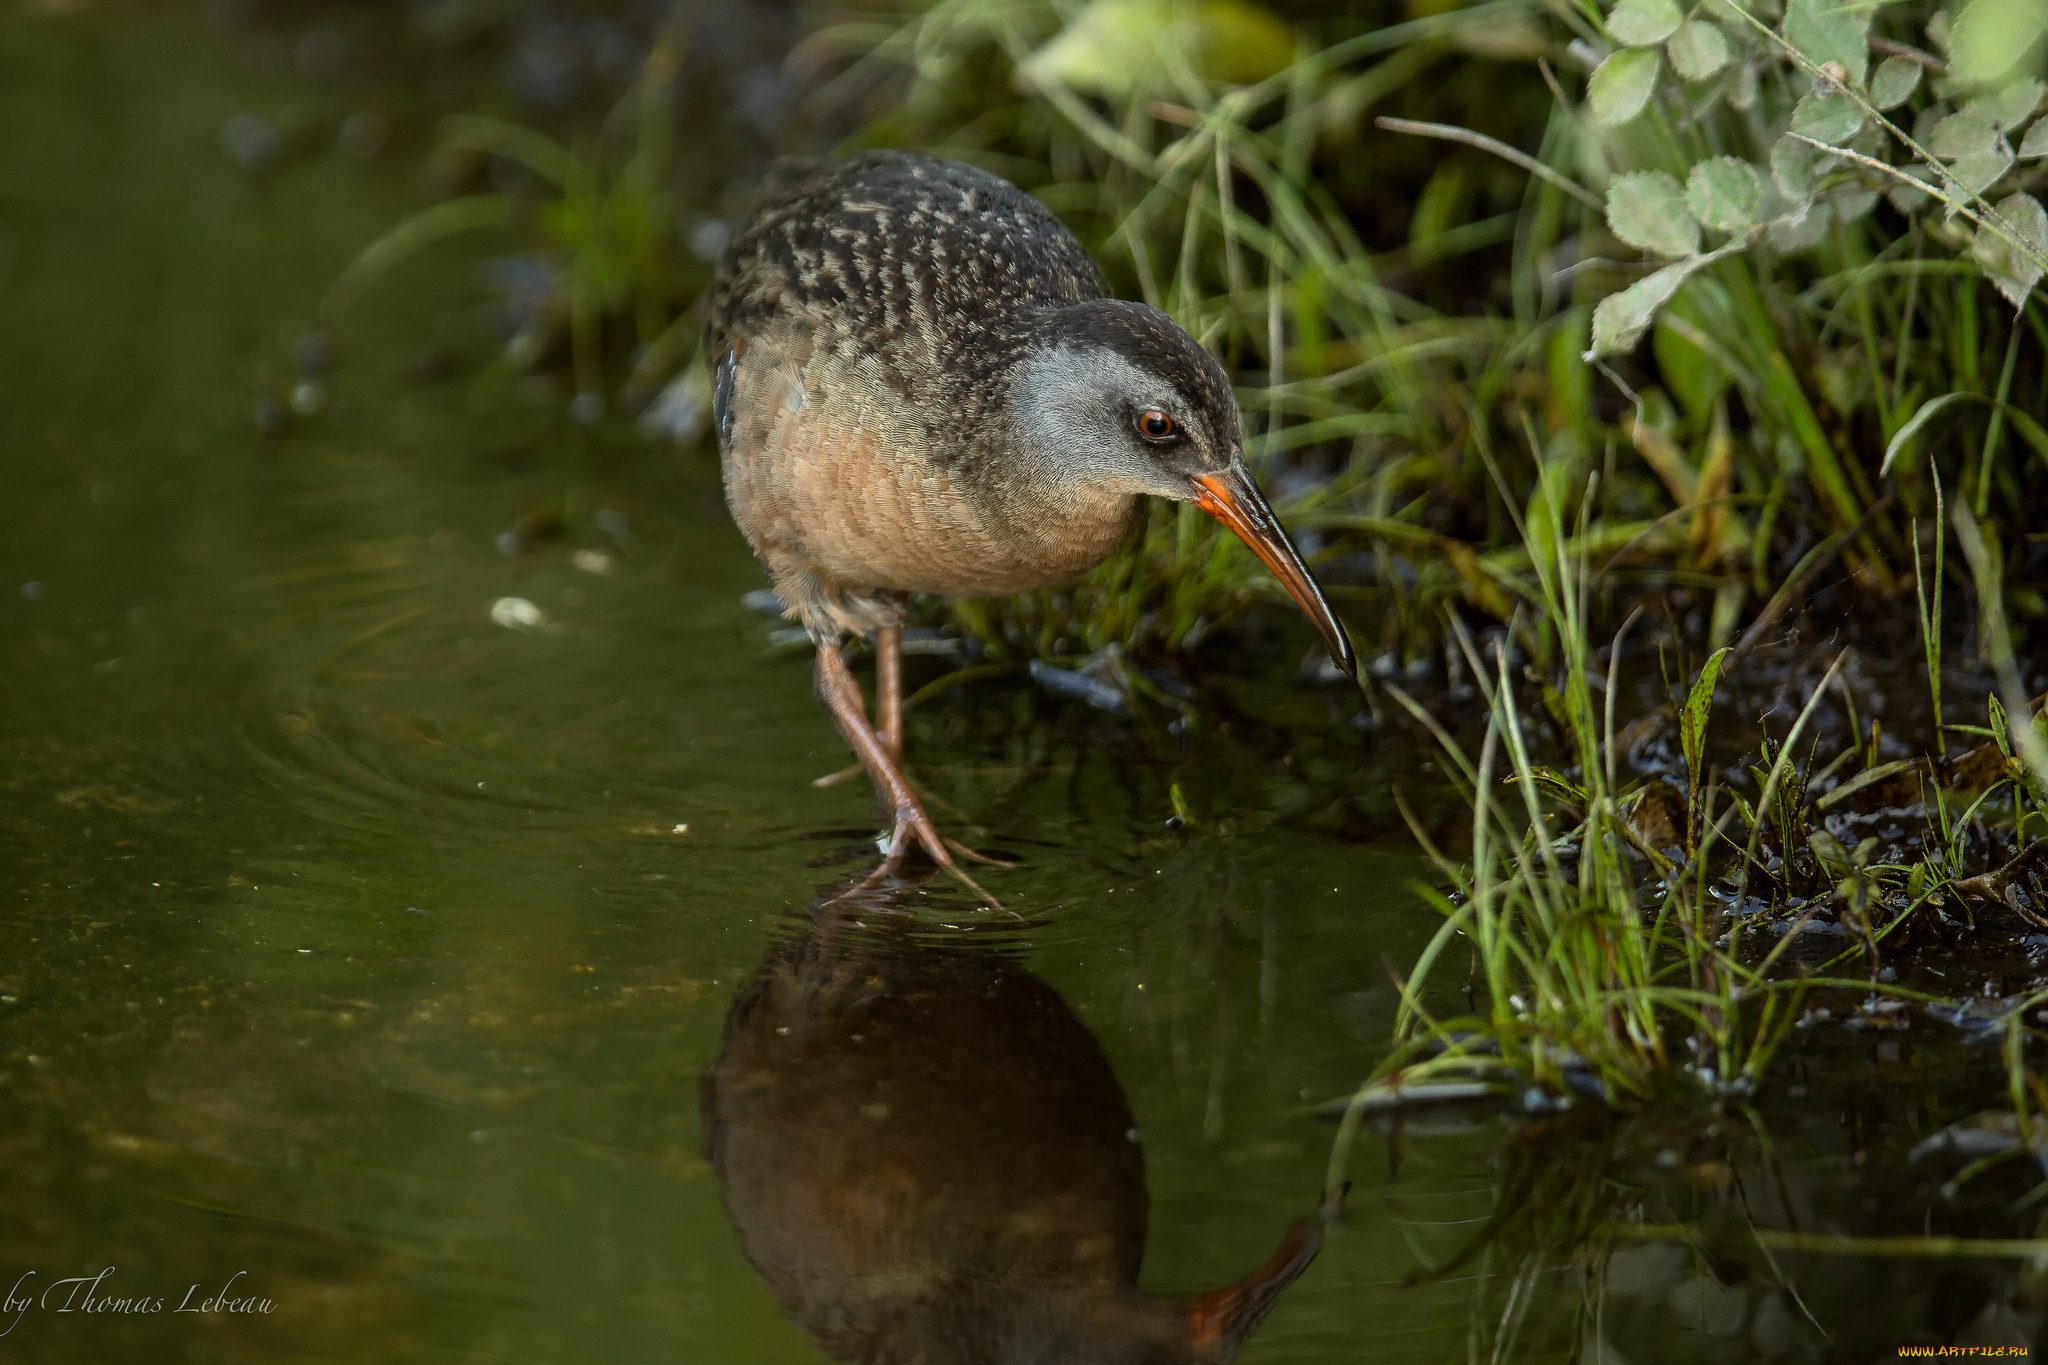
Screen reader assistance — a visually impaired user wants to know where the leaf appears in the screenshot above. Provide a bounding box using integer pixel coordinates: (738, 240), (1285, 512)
(1588, 47), (1663, 126)
(1880, 391), (1975, 475)
(1789, 91), (1862, 145)
(1950, 0), (2048, 89)
(321, 194), (514, 317)
(1834, 188), (1879, 223)
(1972, 191), (2048, 309)
(1608, 169), (1701, 256)
(1193, 0), (1302, 85)
(1992, 78), (2045, 131)
(1587, 259), (1703, 357)
(1886, 161), (1939, 212)
(2007, 406), (2048, 465)
(2022, 120), (2048, 160)
(1770, 134), (1819, 201)
(1930, 110), (1999, 160)
(1686, 156), (1768, 231)
(1522, 766), (1591, 808)
(1681, 645), (1731, 793)
(1951, 148), (2017, 198)
(1807, 826), (1850, 869)
(1869, 55), (1923, 111)
(1019, 0), (1297, 98)
(1609, 0), (1683, 45)
(1767, 198), (1833, 250)
(1667, 19), (1732, 79)
(1782, 0), (1870, 88)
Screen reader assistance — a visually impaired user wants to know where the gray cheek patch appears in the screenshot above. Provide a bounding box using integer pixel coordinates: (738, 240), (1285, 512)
(1013, 343), (1190, 495)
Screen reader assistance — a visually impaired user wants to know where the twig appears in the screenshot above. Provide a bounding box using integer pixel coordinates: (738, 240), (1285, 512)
(1536, 56), (1572, 115)
(1375, 117), (1604, 210)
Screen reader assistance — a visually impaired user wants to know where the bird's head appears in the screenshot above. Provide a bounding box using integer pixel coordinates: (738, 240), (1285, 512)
(1014, 299), (1356, 679)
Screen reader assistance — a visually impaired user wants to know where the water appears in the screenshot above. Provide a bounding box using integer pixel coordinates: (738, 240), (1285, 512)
(3, 8), (2045, 1364)
(0, 12), (1441, 1361)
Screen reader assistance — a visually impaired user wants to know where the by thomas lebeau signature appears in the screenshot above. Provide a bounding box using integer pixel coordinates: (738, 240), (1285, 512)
(2, 1268), (275, 1335)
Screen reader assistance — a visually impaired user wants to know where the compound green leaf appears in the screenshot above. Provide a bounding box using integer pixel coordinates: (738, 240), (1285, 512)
(1783, 0), (1869, 88)
(1972, 191), (2048, 309)
(1686, 156), (1769, 231)
(1869, 55), (1922, 111)
(1950, 0), (2048, 89)
(1770, 133), (1818, 201)
(1992, 78), (2045, 131)
(1930, 110), (1999, 160)
(1952, 148), (2016, 198)
(1790, 90), (1862, 145)
(1608, 169), (1701, 256)
(1588, 259), (1702, 357)
(1589, 46), (1663, 126)
(1609, 0), (1683, 45)
(1667, 18), (1732, 79)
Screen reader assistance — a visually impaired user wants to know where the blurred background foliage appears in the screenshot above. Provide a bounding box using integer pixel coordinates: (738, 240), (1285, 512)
(277, 0), (2048, 677)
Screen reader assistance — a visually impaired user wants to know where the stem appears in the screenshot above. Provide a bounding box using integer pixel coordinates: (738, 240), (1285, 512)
(1975, 309), (2027, 517)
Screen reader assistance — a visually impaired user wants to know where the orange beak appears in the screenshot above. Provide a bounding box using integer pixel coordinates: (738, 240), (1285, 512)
(1184, 1216), (1325, 1362)
(1192, 464), (1356, 680)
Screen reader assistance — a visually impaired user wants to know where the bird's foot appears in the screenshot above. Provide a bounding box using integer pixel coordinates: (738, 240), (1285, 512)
(942, 836), (1019, 869)
(861, 797), (1000, 907)
(812, 636), (1000, 907)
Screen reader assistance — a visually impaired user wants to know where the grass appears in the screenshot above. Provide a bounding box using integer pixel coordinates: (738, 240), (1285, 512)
(1341, 481), (2040, 1061)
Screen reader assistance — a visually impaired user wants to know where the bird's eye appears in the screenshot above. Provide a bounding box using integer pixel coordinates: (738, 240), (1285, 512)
(1136, 408), (1177, 440)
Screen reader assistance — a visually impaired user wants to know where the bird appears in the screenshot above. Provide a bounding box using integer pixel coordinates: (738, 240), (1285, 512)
(701, 890), (1334, 1364)
(707, 150), (1355, 897)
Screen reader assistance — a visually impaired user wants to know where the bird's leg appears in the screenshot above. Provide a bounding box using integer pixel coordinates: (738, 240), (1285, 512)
(812, 623), (900, 787)
(875, 622), (903, 764)
(877, 620), (1014, 868)
(813, 639), (997, 906)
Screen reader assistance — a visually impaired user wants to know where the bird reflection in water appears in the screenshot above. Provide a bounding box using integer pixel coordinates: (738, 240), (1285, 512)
(702, 888), (1337, 1364)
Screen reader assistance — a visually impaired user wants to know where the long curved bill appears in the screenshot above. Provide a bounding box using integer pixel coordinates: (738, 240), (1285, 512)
(1185, 1215), (1324, 1362)
(1192, 463), (1357, 680)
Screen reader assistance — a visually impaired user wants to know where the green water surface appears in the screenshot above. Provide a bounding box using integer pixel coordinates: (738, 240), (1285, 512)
(0, 12), (1470, 1363)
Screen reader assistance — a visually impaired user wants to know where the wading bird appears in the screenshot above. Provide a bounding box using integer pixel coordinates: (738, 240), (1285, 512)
(709, 151), (1354, 896)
